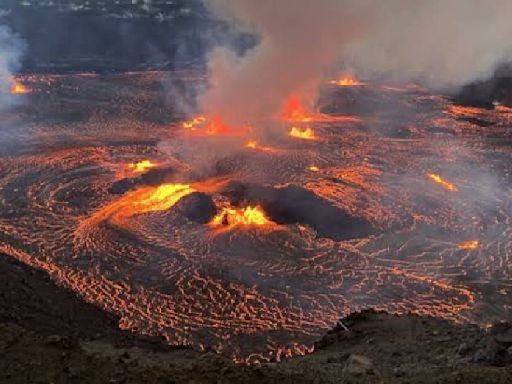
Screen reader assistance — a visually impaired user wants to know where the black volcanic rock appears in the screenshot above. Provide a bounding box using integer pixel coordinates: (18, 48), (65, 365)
(384, 125), (413, 139)
(174, 192), (217, 224)
(109, 167), (176, 195)
(109, 178), (138, 195)
(138, 167), (177, 186)
(453, 64), (512, 108)
(222, 182), (376, 241)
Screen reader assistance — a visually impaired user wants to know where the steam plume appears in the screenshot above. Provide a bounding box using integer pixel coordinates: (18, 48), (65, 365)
(200, 0), (512, 126)
(0, 23), (25, 111)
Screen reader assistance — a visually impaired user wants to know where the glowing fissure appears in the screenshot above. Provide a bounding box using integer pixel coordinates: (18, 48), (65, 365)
(330, 75), (364, 87)
(128, 160), (157, 173)
(427, 173), (458, 192)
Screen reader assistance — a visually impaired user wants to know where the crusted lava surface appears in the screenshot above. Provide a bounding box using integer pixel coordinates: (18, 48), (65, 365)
(1, 264), (511, 384)
(1, 71), (512, 363)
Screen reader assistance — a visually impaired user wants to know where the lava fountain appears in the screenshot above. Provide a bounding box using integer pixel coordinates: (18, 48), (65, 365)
(289, 127), (316, 140)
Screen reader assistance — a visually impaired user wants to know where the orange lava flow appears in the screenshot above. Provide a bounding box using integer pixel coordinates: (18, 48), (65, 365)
(128, 160), (158, 173)
(84, 183), (196, 227)
(82, 178), (232, 230)
(211, 206), (271, 226)
(135, 184), (195, 213)
(427, 173), (458, 192)
(204, 115), (232, 136)
(281, 93), (361, 124)
(458, 240), (480, 250)
(182, 115), (248, 137)
(182, 116), (207, 129)
(289, 127), (316, 140)
(447, 105), (485, 117)
(330, 75), (364, 87)
(244, 140), (277, 153)
(10, 82), (30, 94)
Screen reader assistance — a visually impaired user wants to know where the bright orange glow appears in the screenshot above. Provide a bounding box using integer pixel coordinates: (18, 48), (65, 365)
(244, 140), (276, 153)
(183, 115), (246, 137)
(212, 206), (271, 226)
(81, 183), (196, 230)
(307, 165), (320, 172)
(245, 140), (258, 149)
(128, 160), (157, 173)
(289, 127), (316, 140)
(82, 178), (233, 230)
(427, 173), (458, 192)
(183, 116), (207, 129)
(280, 93), (361, 124)
(10, 82), (30, 94)
(458, 240), (479, 250)
(447, 105), (484, 116)
(330, 75), (364, 87)
(281, 94), (313, 122)
(135, 184), (195, 213)
(204, 115), (232, 136)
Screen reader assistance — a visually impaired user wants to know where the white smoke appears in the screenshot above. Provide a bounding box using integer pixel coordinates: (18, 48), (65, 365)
(0, 23), (25, 111)
(344, 1), (512, 89)
(200, 0), (512, 126)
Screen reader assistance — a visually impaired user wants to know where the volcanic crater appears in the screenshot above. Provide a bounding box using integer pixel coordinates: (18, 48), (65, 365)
(1, 71), (512, 363)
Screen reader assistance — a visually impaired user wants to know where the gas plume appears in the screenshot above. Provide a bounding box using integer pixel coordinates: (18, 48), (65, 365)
(200, 0), (512, 126)
(0, 23), (24, 111)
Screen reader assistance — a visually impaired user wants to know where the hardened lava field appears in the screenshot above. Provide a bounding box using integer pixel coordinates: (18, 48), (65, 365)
(1, 72), (512, 363)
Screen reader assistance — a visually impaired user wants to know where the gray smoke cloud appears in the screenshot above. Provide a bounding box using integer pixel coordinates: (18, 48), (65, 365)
(0, 22), (25, 111)
(199, 0), (512, 126)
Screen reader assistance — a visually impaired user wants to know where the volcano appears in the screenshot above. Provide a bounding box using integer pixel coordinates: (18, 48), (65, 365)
(1, 71), (511, 364)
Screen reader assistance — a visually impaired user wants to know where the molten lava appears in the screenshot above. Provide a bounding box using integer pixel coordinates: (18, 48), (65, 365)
(447, 105), (485, 117)
(128, 160), (158, 173)
(212, 206), (271, 226)
(458, 240), (480, 250)
(330, 75), (364, 87)
(85, 183), (196, 227)
(10, 82), (30, 94)
(245, 140), (258, 149)
(281, 94), (313, 122)
(427, 173), (458, 192)
(182, 115), (248, 137)
(204, 115), (232, 136)
(244, 140), (276, 153)
(183, 116), (207, 129)
(280, 93), (361, 124)
(7, 71), (508, 364)
(136, 184), (195, 214)
(289, 127), (316, 140)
